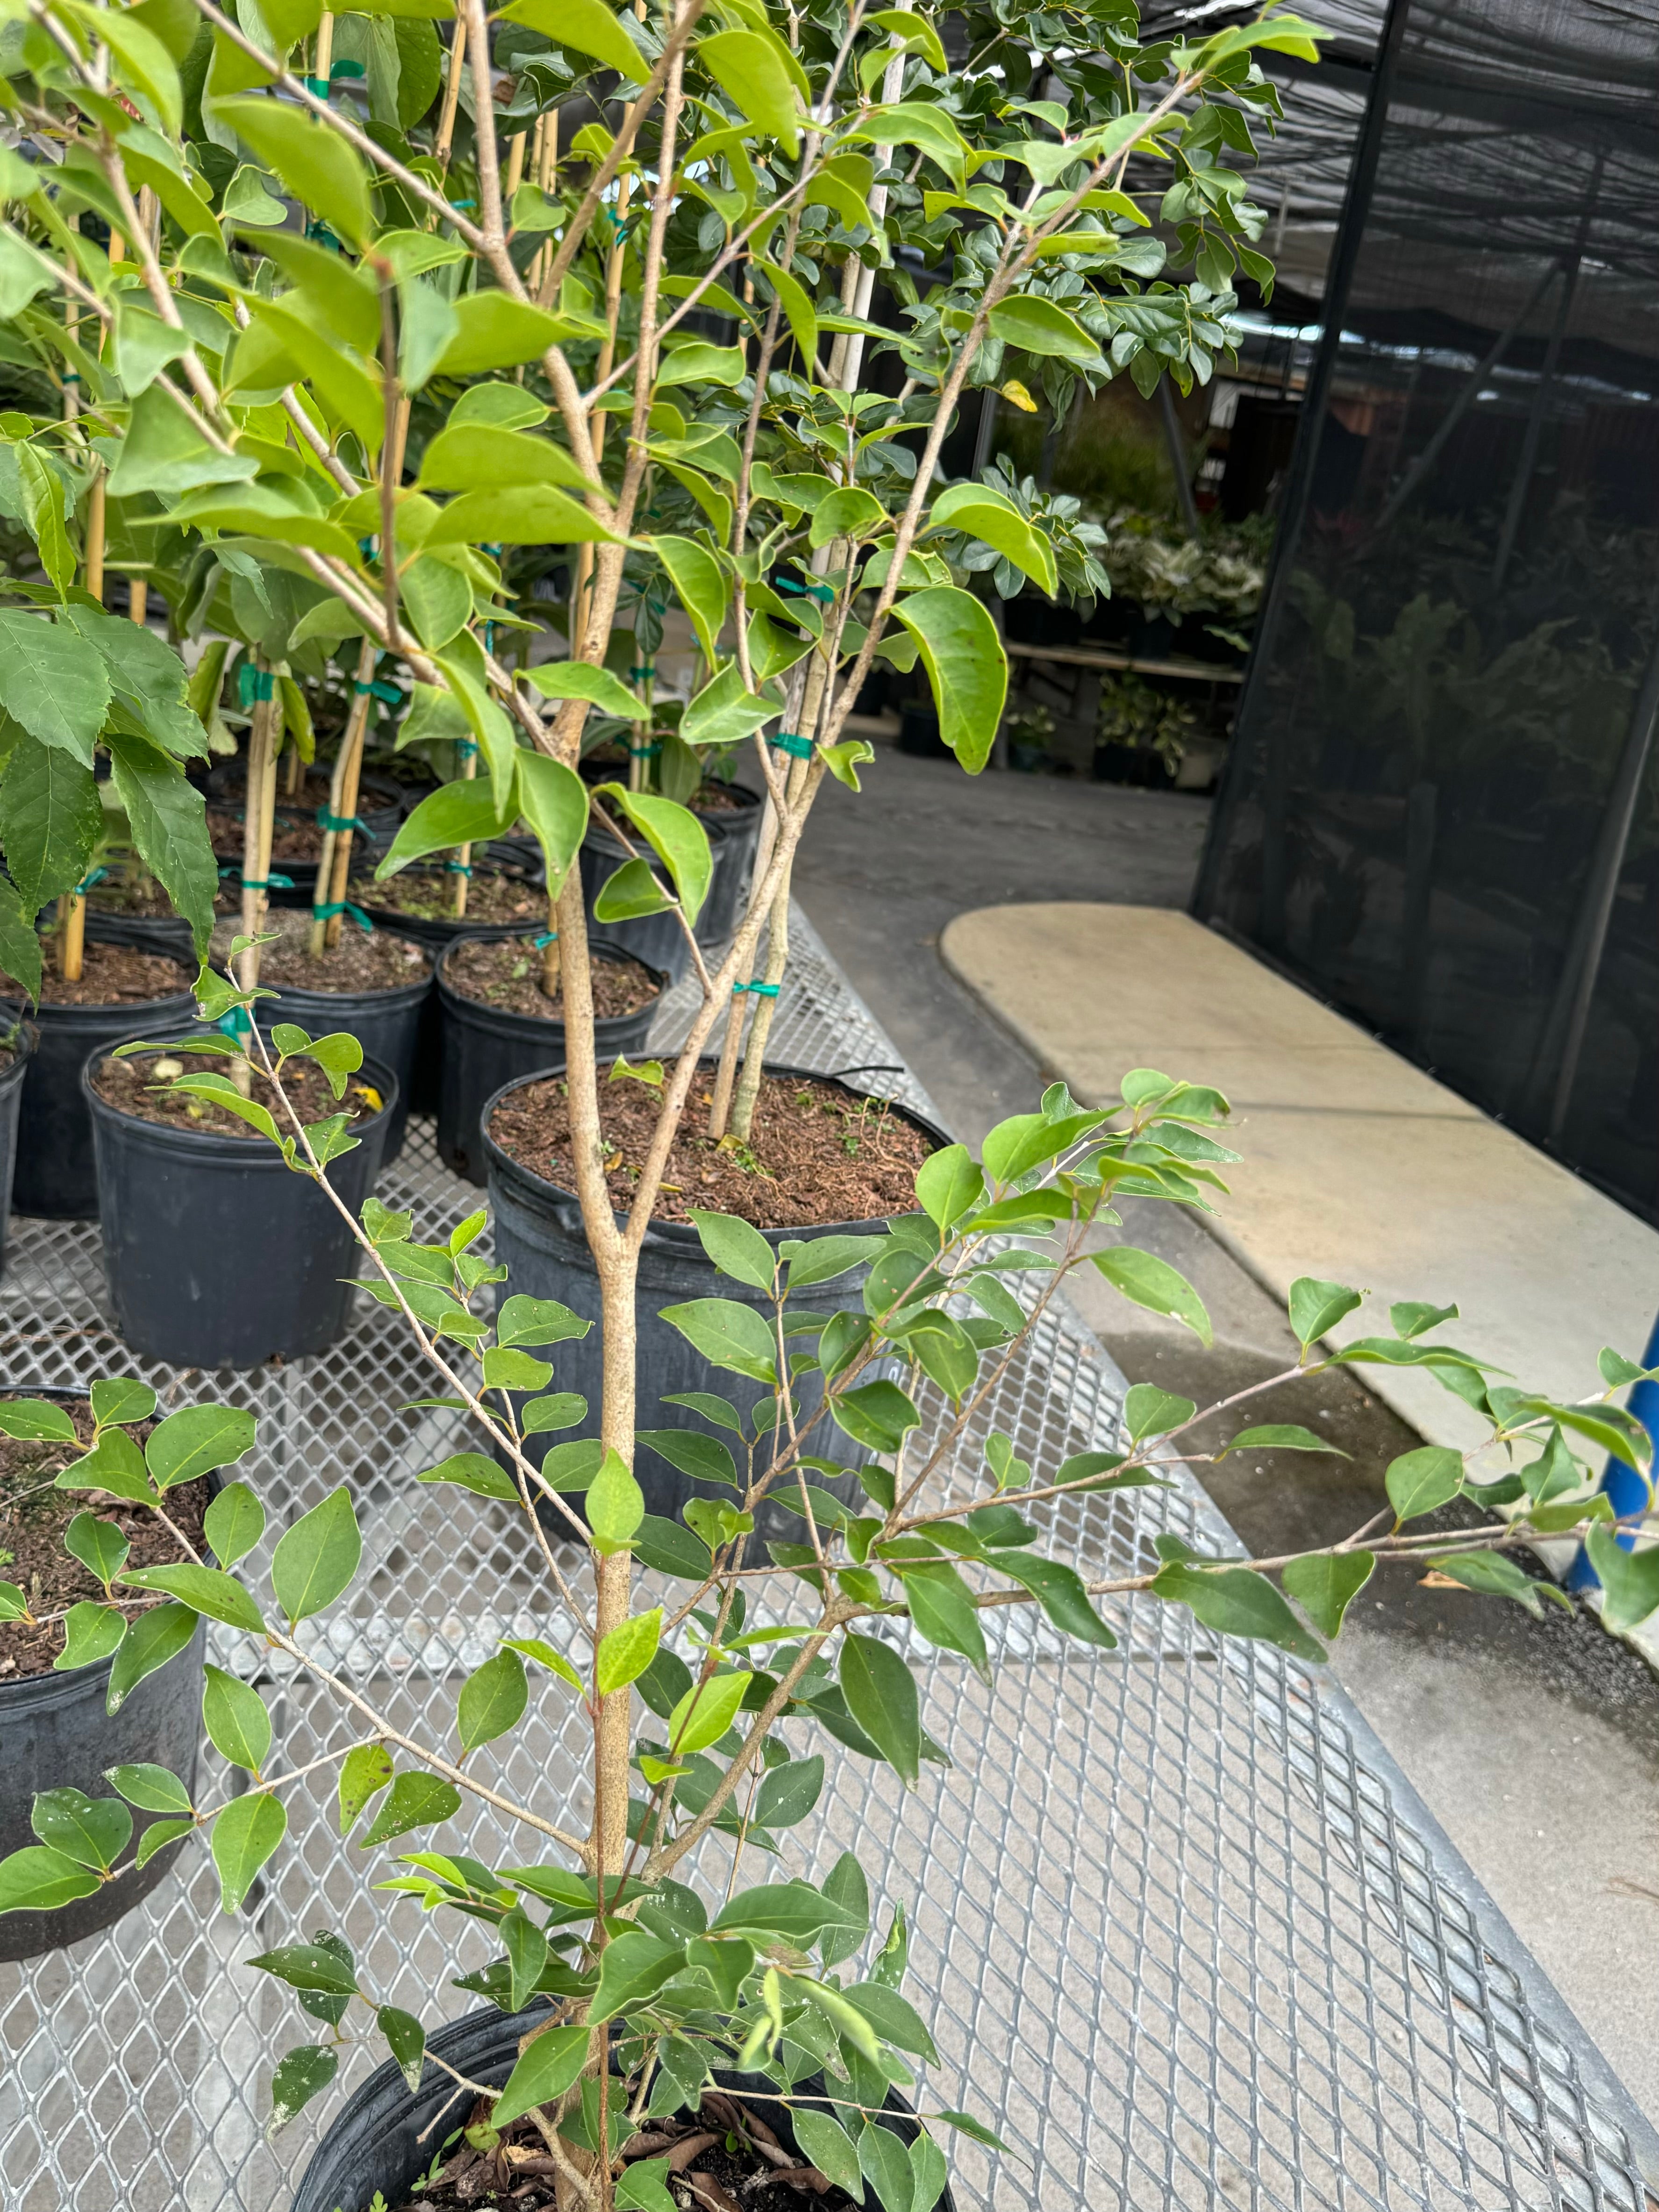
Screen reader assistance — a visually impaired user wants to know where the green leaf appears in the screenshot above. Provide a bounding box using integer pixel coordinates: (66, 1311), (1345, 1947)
(818, 1848), (870, 1969)
(831, 1380), (920, 1455)
(338, 1743), (394, 1836)
(55, 1600), (127, 1672)
(988, 294), (1105, 367)
(136, 1814), (193, 1869)
(0, 614), (110, 767)
(0, 873), (41, 1001)
(914, 1144), (985, 1233)
(1150, 1562), (1325, 1665)
(1393, 1300), (1459, 1341)
(496, 1292), (591, 1348)
(31, 1785), (132, 1871)
(491, 2021), (590, 2128)
(586, 1449), (645, 1555)
(688, 1210), (777, 1293)
(897, 1561), (989, 1675)
(265, 2041), (337, 2134)
(374, 777), (515, 878)
(1586, 1528), (1659, 1632)
(378, 2005), (426, 2095)
(615, 2159), (676, 2212)
(506, 1637), (586, 1692)
(514, 751), (589, 899)
(596, 1608), (663, 1695)
(107, 1601), (197, 1713)
(271, 1487), (362, 1624)
(418, 421), (597, 497)
(482, 1346), (555, 1392)
(636, 1430), (738, 1488)
(597, 785), (714, 926)
(633, 1515), (714, 1581)
(595, 856), (673, 921)
(106, 1762), (193, 1816)
(752, 1754), (824, 1830)
(89, 1379), (156, 1431)
(590, 1926), (689, 2022)
(418, 1453), (521, 1502)
(458, 1647), (527, 1752)
(121, 1563), (265, 1635)
(213, 96), (372, 246)
(992, 1552), (1117, 1648)
(146, 1404), (256, 1490)
(757, 254), (818, 371)
(667, 1670), (753, 1755)
(713, 1877), (865, 1945)
(1385, 1445), (1464, 1525)
(655, 341), (746, 388)
(65, 1512), (130, 1589)
(501, 1904), (550, 2014)
(839, 1633), (920, 1786)
(16, 442), (72, 599)
(248, 1941), (358, 1995)
(359, 1770), (461, 1848)
(1122, 1383), (1195, 1442)
(927, 484), (1057, 596)
(660, 1298), (777, 1384)
(202, 1663), (272, 1771)
(1288, 1277), (1362, 1349)
(699, 28), (802, 154)
(107, 381), (259, 500)
(0, 1398), (77, 1442)
(0, 1845), (100, 1915)
(651, 535), (730, 665)
(845, 1979), (938, 2063)
(1281, 1551), (1374, 1639)
(1221, 1424), (1346, 1457)
(496, 0), (645, 76)
(523, 660), (641, 718)
(64, 0), (182, 130)
(212, 1789), (286, 1913)
(425, 482), (621, 547)
(811, 486), (886, 549)
(1090, 1248), (1212, 1345)
(794, 2110), (864, 2201)
(203, 1481), (265, 1570)
(1427, 1550), (1553, 1617)
(889, 587), (1006, 774)
(782, 1234), (887, 1289)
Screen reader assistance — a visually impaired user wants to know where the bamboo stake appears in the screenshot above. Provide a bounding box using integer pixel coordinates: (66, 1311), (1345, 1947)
(451, 743), (476, 918)
(569, 172), (633, 656)
(434, 8), (466, 166)
(311, 639), (378, 956)
(312, 8), (334, 93)
(505, 129), (526, 199)
(59, 457), (113, 987)
(128, 576), (148, 626)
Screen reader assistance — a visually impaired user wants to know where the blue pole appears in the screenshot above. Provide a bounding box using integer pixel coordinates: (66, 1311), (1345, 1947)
(1563, 1308), (1659, 1591)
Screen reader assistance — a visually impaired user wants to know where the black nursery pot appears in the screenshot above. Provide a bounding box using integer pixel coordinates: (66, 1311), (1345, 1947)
(84, 1030), (397, 1369)
(0, 1392), (218, 1964)
(0, 928), (198, 1220)
(436, 930), (666, 1187)
(482, 1063), (950, 1532)
(292, 2005), (954, 2212)
(81, 904), (194, 966)
(0, 1026), (33, 1277)
(208, 766), (405, 910)
(257, 942), (431, 1166)
(577, 784), (764, 982)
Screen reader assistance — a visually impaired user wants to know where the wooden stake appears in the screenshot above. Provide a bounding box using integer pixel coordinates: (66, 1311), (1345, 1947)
(129, 576), (148, 627)
(435, 10), (467, 166)
(451, 741), (476, 918)
(60, 890), (86, 985)
(83, 466), (105, 606)
(312, 639), (377, 956)
(505, 129), (526, 200)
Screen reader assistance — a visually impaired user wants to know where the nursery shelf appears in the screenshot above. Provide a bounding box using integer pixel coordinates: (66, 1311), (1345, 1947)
(0, 909), (1653, 2211)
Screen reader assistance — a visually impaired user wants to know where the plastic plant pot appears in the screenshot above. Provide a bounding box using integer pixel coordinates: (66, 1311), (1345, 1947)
(84, 1029), (398, 1369)
(207, 765), (405, 910)
(255, 939), (431, 1165)
(0, 1023), (33, 1277)
(435, 930), (666, 1187)
(576, 783), (764, 981)
(481, 1060), (948, 1533)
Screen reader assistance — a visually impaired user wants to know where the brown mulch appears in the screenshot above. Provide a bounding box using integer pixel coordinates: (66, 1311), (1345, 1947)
(386, 2087), (861, 2212)
(443, 937), (660, 1023)
(91, 1047), (386, 1138)
(488, 1071), (934, 1227)
(0, 1395), (211, 1680)
(358, 866), (548, 928)
(0, 939), (193, 1007)
(208, 803), (330, 864)
(213, 911), (431, 995)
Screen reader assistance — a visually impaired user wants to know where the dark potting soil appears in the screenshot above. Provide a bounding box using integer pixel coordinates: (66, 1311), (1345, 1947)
(582, 761), (752, 816)
(91, 1047), (385, 1138)
(214, 911), (431, 994)
(358, 866), (546, 928)
(215, 765), (338, 813)
(89, 881), (235, 920)
(207, 802), (333, 864)
(489, 1072), (933, 1227)
(444, 937), (660, 1023)
(0, 1396), (211, 1681)
(383, 2087), (861, 2212)
(0, 938), (192, 1007)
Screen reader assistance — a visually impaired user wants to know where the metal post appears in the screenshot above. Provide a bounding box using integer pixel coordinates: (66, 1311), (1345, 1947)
(1565, 1309), (1659, 1592)
(1159, 377), (1202, 539)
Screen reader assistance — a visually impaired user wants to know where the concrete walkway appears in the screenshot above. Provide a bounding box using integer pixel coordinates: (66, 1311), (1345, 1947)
(941, 900), (1659, 1458)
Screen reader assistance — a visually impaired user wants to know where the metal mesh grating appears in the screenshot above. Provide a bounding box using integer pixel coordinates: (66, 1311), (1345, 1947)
(0, 911), (1652, 2211)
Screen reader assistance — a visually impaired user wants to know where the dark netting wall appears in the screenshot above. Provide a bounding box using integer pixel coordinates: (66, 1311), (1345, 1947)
(1194, 0), (1659, 1219)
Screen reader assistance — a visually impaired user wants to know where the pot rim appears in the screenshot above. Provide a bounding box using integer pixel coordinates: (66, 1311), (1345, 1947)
(0, 1018), (37, 1095)
(481, 1056), (946, 1249)
(79, 1024), (399, 1159)
(246, 942), (436, 1006)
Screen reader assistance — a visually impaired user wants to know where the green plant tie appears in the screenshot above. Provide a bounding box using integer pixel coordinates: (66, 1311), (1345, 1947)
(330, 58), (364, 78)
(302, 74), (329, 96)
(303, 221), (342, 252)
(456, 739), (479, 758)
(445, 861), (473, 877)
(629, 741), (661, 758)
(778, 577), (834, 605)
(317, 809), (369, 834)
(216, 1005), (252, 1040)
(732, 978), (780, 998)
(61, 371), (79, 384)
(534, 930), (558, 948)
(72, 865), (108, 897)
(234, 873), (294, 892)
(238, 665), (275, 704)
(630, 665), (655, 680)
(312, 901), (373, 932)
(769, 730), (813, 759)
(449, 198), (476, 210)
(353, 678), (403, 704)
